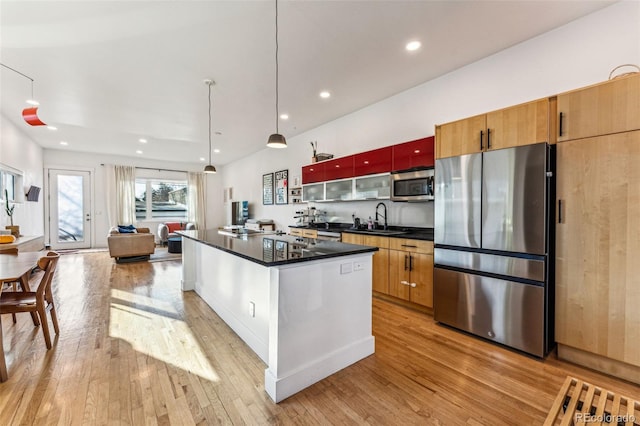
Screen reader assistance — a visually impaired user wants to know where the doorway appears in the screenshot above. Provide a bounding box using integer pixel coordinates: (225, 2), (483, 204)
(48, 169), (92, 250)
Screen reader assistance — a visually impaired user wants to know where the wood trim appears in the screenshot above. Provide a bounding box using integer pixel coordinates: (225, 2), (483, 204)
(557, 344), (640, 386)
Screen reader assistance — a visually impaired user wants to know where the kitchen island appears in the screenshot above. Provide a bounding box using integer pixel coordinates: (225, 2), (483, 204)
(179, 229), (378, 402)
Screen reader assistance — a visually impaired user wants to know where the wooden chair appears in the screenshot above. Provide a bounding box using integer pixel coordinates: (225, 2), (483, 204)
(0, 251), (60, 349)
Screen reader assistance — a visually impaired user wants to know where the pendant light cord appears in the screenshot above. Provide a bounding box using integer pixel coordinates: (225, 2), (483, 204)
(208, 82), (212, 164)
(275, 0), (279, 134)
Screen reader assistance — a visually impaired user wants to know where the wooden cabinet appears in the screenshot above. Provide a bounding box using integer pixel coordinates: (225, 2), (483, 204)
(555, 131), (640, 369)
(436, 98), (550, 159)
(391, 137), (435, 171)
(556, 73), (640, 142)
(342, 233), (390, 294)
(388, 238), (434, 308)
(354, 146), (392, 176)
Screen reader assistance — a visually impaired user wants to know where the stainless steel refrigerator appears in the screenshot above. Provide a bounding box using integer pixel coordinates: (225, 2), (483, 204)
(433, 142), (554, 357)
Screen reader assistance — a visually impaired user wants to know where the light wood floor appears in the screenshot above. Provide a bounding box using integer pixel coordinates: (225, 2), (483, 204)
(1, 252), (639, 425)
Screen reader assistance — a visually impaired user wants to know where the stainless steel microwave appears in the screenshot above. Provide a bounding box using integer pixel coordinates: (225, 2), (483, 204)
(390, 168), (434, 201)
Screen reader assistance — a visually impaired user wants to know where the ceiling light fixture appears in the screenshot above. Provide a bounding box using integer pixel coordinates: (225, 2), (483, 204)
(139, 138), (147, 143)
(406, 40), (421, 51)
(213, 148), (220, 153)
(280, 113), (289, 120)
(47, 126), (57, 131)
(203, 79), (217, 173)
(319, 91), (331, 99)
(60, 141), (68, 146)
(136, 150), (143, 154)
(266, 0), (287, 149)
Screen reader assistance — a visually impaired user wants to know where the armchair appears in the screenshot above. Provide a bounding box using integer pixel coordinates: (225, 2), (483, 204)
(107, 227), (155, 262)
(157, 222), (195, 245)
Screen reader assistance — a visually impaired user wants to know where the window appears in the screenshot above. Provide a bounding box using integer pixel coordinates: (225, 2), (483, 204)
(0, 163), (23, 203)
(135, 179), (187, 220)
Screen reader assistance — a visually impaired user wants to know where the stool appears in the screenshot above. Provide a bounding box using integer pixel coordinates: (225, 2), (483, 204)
(167, 237), (182, 254)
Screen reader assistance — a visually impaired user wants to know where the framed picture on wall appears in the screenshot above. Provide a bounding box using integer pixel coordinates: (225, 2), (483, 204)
(263, 173), (274, 205)
(275, 169), (288, 205)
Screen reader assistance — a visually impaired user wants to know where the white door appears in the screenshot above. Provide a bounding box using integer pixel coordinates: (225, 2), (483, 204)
(49, 169), (92, 250)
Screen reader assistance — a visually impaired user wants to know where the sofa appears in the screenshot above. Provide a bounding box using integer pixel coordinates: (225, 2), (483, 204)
(107, 227), (156, 262)
(157, 222), (195, 245)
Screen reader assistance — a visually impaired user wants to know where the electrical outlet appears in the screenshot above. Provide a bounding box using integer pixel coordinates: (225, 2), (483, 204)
(340, 263), (353, 274)
(248, 302), (255, 317)
(353, 261), (364, 271)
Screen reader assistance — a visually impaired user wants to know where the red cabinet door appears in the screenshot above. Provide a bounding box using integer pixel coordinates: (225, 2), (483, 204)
(392, 136), (435, 171)
(302, 162), (326, 184)
(323, 155), (354, 181)
(354, 146), (392, 176)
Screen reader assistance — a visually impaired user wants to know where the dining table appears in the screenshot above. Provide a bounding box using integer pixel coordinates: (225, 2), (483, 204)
(0, 251), (41, 382)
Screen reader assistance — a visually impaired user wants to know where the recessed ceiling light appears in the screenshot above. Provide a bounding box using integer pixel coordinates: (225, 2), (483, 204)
(139, 138), (147, 143)
(47, 126), (57, 131)
(136, 150), (143, 154)
(215, 131), (222, 135)
(26, 99), (40, 106)
(319, 91), (331, 99)
(60, 141), (68, 146)
(406, 41), (421, 51)
(213, 149), (220, 153)
(199, 157), (205, 161)
(280, 114), (289, 120)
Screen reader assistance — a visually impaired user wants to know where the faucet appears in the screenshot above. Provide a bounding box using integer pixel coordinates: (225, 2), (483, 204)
(375, 202), (387, 230)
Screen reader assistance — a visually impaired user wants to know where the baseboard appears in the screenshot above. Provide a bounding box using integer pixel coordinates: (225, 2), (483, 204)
(557, 344), (640, 385)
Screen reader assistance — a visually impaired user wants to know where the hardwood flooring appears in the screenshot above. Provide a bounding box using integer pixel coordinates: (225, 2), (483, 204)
(1, 252), (638, 425)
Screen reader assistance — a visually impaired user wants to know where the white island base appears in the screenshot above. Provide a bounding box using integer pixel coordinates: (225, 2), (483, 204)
(181, 236), (375, 402)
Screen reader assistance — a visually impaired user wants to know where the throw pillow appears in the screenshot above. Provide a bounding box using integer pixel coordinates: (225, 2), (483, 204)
(118, 224), (137, 234)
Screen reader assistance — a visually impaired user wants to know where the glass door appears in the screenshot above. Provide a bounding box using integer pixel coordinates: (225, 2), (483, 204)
(48, 169), (92, 250)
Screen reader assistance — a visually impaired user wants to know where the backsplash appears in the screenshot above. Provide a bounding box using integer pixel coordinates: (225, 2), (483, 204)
(305, 200), (433, 228)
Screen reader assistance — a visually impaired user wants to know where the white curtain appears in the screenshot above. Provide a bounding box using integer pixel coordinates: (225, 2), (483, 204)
(187, 171), (206, 229)
(114, 165), (136, 225)
(104, 164), (117, 227)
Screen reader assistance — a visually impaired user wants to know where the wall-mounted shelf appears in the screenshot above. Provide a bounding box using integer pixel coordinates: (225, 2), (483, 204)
(289, 187), (305, 204)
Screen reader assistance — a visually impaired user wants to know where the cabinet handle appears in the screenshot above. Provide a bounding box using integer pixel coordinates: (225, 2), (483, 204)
(409, 255), (414, 271)
(401, 244), (417, 248)
(558, 199), (563, 223)
(410, 283), (416, 288)
(404, 255), (409, 271)
(400, 280), (409, 286)
(559, 112), (564, 137)
(480, 130), (484, 150)
(487, 128), (491, 149)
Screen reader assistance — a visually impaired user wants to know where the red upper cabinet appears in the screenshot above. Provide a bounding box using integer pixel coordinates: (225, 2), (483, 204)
(323, 155), (354, 181)
(302, 162), (326, 184)
(354, 146), (392, 176)
(392, 136), (435, 171)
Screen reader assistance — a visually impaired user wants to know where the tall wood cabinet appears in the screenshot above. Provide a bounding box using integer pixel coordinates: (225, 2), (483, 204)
(555, 73), (640, 383)
(435, 98), (550, 159)
(556, 131), (640, 369)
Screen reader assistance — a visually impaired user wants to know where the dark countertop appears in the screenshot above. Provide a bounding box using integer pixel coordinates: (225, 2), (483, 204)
(290, 223), (434, 241)
(179, 229), (378, 267)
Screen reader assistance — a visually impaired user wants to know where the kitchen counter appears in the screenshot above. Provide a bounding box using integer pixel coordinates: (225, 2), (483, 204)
(180, 229), (377, 266)
(179, 229), (376, 403)
(290, 223), (434, 241)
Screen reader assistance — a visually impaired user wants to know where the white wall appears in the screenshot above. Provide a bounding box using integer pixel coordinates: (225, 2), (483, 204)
(219, 0), (640, 231)
(0, 114), (45, 237)
(43, 149), (224, 247)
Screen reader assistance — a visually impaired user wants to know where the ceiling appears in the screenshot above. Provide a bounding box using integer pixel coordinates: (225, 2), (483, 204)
(0, 0), (616, 167)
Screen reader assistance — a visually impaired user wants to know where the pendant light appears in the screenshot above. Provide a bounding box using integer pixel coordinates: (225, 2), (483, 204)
(203, 79), (217, 173)
(266, 0), (287, 148)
